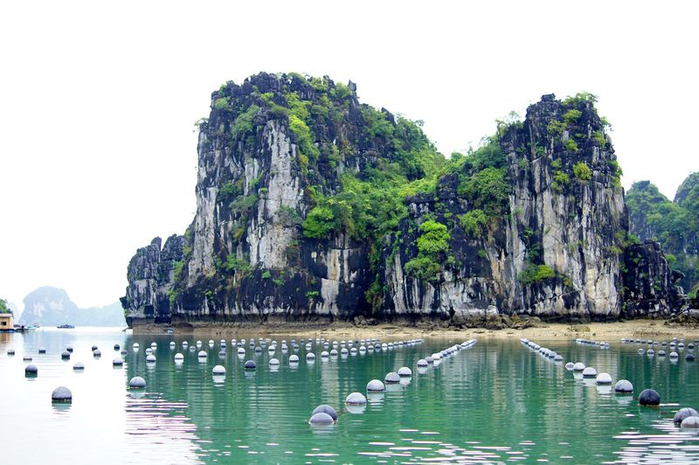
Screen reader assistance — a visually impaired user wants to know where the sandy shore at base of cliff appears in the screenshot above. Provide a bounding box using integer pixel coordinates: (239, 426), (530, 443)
(132, 319), (699, 342)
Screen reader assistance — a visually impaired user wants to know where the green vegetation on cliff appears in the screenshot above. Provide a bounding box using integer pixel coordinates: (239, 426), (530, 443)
(626, 175), (699, 292)
(0, 298), (11, 314)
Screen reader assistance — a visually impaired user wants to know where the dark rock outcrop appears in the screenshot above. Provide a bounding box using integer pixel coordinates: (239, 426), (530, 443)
(120, 235), (184, 325)
(621, 241), (686, 318)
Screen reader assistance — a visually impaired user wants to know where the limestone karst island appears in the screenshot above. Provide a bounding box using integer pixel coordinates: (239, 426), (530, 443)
(120, 72), (696, 329)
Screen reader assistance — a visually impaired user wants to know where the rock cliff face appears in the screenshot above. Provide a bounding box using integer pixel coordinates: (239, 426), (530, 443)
(121, 75), (684, 326)
(621, 241), (685, 318)
(120, 235), (184, 325)
(380, 94), (628, 322)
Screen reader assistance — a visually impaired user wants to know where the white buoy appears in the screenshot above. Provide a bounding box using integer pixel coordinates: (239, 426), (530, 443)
(51, 386), (72, 403)
(596, 373), (612, 385)
(146, 354), (156, 362)
(367, 379), (385, 392)
(582, 367), (597, 378)
(345, 392), (367, 405)
(398, 367), (412, 377)
(198, 350), (207, 358)
(573, 362), (586, 372)
(128, 377), (146, 388)
(174, 353), (184, 362)
(269, 358), (280, 366)
(289, 355), (299, 363)
(212, 365), (226, 375)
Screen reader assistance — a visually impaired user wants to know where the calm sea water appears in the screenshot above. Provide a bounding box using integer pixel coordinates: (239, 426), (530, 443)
(1, 328), (699, 464)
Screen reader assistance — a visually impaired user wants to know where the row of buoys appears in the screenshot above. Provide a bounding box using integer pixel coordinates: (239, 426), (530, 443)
(309, 339), (477, 425)
(526, 337), (699, 429)
(574, 338), (611, 349)
(520, 339), (563, 362)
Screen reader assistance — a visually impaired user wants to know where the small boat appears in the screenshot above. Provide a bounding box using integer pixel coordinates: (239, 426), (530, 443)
(57, 324), (75, 329)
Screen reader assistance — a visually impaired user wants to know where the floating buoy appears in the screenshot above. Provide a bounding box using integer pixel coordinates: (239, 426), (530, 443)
(61, 351), (71, 360)
(237, 348), (245, 355)
(367, 379), (385, 392)
(269, 358), (280, 366)
(614, 379), (633, 393)
(670, 351), (679, 359)
(174, 353), (184, 362)
(23, 356), (32, 362)
(132, 343), (139, 350)
(321, 351), (329, 358)
(146, 354), (156, 362)
(289, 355), (299, 363)
(564, 362), (574, 370)
(306, 353), (316, 361)
(573, 362), (585, 372)
(93, 350), (101, 357)
(686, 354), (696, 362)
(312, 405), (337, 421)
(51, 386), (72, 403)
(128, 376), (146, 388)
(417, 359), (428, 368)
(596, 373), (612, 385)
(212, 365), (226, 375)
(330, 349), (338, 356)
(309, 412), (334, 425)
(25, 364), (38, 376)
(398, 367), (412, 378)
(7, 349), (15, 355)
(638, 348), (645, 355)
(658, 350), (666, 357)
(169, 342), (176, 349)
(73, 362), (85, 371)
(198, 351), (207, 358)
(345, 392), (367, 405)
(673, 408), (699, 424)
(639, 388), (661, 406)
(244, 360), (257, 370)
(38, 348), (47, 354)
(681, 416), (699, 428)
(385, 372), (400, 384)
(582, 367), (597, 378)
(92, 345), (98, 352)
(113, 358), (124, 366)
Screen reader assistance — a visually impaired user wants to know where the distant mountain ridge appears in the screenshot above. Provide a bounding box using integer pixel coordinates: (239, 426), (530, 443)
(18, 286), (125, 327)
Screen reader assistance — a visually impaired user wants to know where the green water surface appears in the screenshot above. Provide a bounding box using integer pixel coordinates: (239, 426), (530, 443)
(1, 328), (698, 464)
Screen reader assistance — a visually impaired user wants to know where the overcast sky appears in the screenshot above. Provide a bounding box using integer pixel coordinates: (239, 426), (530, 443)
(1, 1), (697, 309)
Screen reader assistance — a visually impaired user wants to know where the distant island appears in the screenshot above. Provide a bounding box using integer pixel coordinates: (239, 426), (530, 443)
(121, 72), (694, 328)
(19, 286), (125, 327)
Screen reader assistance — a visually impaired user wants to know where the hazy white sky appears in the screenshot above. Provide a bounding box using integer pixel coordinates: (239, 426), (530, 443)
(1, 1), (697, 308)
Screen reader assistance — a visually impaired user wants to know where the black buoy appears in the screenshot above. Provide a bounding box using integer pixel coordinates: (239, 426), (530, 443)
(25, 364), (38, 376)
(91, 345), (98, 352)
(639, 388), (661, 406)
(114, 344), (120, 351)
(38, 348), (46, 354)
(66, 347), (73, 353)
(61, 351), (71, 360)
(51, 386), (72, 403)
(244, 360), (257, 370)
(73, 362), (85, 371)
(312, 405), (338, 421)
